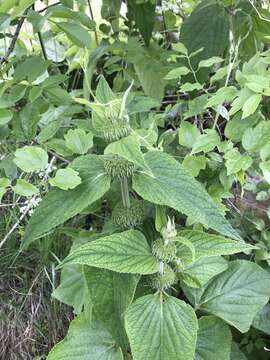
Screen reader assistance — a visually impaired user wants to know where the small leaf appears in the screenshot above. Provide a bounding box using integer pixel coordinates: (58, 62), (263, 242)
(0, 109), (12, 126)
(55, 22), (91, 48)
(125, 293), (198, 360)
(198, 56), (223, 68)
(224, 148), (252, 175)
(49, 168), (82, 190)
(0, 177), (10, 188)
(64, 129), (93, 155)
(60, 229), (159, 275)
(182, 155), (206, 177)
(191, 129), (220, 154)
(242, 94), (262, 119)
(180, 83), (203, 92)
(13, 146), (48, 172)
(164, 66), (190, 80)
(13, 179), (39, 197)
(178, 121), (200, 148)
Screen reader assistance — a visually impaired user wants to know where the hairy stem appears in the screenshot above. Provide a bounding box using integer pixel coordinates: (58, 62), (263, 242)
(120, 177), (130, 209)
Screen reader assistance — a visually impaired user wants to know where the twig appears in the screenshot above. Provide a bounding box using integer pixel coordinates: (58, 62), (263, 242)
(37, 2), (61, 13)
(87, 0), (99, 45)
(0, 8), (29, 67)
(48, 150), (70, 164)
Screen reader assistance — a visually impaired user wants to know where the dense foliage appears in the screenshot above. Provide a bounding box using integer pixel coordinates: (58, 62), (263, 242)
(1, 0), (270, 359)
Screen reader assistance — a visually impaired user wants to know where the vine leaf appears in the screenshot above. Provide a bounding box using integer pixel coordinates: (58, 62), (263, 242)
(125, 293), (198, 360)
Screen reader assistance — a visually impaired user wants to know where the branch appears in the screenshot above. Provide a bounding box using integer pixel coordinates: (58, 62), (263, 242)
(0, 8), (29, 67)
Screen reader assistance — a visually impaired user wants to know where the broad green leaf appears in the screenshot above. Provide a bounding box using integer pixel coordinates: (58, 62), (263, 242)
(224, 148), (252, 175)
(55, 22), (91, 48)
(0, 178), (10, 188)
(0, 109), (12, 126)
(206, 87), (237, 108)
(53, 265), (88, 314)
(224, 112), (259, 143)
(22, 155), (110, 248)
(61, 230), (159, 275)
(105, 135), (147, 171)
(37, 118), (63, 144)
(177, 230), (254, 260)
(195, 316), (232, 360)
(178, 121), (200, 148)
(182, 155), (207, 177)
(181, 257), (228, 288)
(49, 168), (82, 190)
(229, 88), (253, 117)
(13, 146), (48, 172)
(84, 267), (139, 349)
(242, 121), (270, 152)
(252, 304), (270, 335)
(10, 0), (36, 19)
(64, 129), (93, 155)
(125, 294), (198, 360)
(184, 95), (208, 120)
(198, 260), (270, 332)
(96, 76), (116, 103)
(13, 179), (39, 197)
(164, 66), (190, 80)
(192, 129), (220, 154)
(198, 57), (223, 68)
(46, 138), (73, 157)
(242, 94), (262, 119)
(48, 5), (95, 29)
(133, 151), (240, 240)
(47, 315), (123, 360)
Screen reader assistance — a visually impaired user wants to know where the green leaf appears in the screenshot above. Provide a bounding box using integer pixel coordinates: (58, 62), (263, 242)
(0, 177), (10, 188)
(242, 94), (262, 119)
(191, 129), (220, 154)
(53, 265), (88, 314)
(14, 56), (50, 83)
(198, 260), (270, 333)
(125, 293), (198, 360)
(105, 135), (147, 171)
(96, 75), (116, 103)
(177, 230), (254, 260)
(0, 109), (12, 126)
(164, 66), (190, 80)
(260, 161), (270, 184)
(198, 57), (224, 68)
(133, 151), (240, 240)
(252, 304), (270, 335)
(180, 83), (203, 92)
(55, 22), (91, 48)
(195, 316), (232, 360)
(178, 121), (200, 148)
(206, 87), (237, 108)
(13, 146), (48, 173)
(47, 314), (123, 360)
(22, 155), (110, 248)
(224, 148), (252, 175)
(224, 112), (259, 143)
(64, 129), (93, 155)
(182, 155), (207, 177)
(13, 179), (39, 197)
(180, 3), (229, 80)
(181, 257), (228, 288)
(61, 229), (159, 275)
(49, 168), (82, 190)
(84, 267), (139, 350)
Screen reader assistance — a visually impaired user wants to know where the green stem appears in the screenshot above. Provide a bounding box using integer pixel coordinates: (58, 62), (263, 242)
(38, 31), (47, 60)
(120, 177), (130, 209)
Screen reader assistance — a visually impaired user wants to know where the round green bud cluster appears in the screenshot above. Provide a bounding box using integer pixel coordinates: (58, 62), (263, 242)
(150, 265), (176, 290)
(152, 238), (177, 263)
(104, 156), (134, 179)
(102, 117), (131, 142)
(112, 199), (146, 229)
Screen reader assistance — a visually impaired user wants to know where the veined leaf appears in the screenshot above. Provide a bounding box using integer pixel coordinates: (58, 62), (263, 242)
(14, 146), (48, 173)
(47, 314), (123, 360)
(60, 230), (159, 275)
(252, 304), (270, 335)
(177, 230), (255, 260)
(242, 94), (262, 119)
(133, 151), (240, 240)
(84, 267), (139, 350)
(125, 293), (198, 360)
(195, 316), (232, 360)
(55, 22), (91, 48)
(198, 260), (270, 333)
(22, 155), (110, 248)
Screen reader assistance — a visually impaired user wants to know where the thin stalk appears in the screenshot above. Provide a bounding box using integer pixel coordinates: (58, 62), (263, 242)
(120, 177), (130, 209)
(38, 31), (48, 60)
(87, 0), (99, 45)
